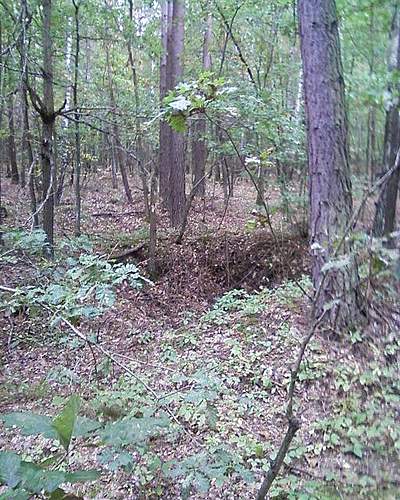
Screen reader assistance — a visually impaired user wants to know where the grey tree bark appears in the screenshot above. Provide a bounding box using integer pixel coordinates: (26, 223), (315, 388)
(127, 0), (150, 217)
(73, 0), (81, 236)
(373, 5), (400, 237)
(19, 0), (38, 226)
(299, 0), (363, 329)
(41, 0), (56, 256)
(159, 0), (171, 204)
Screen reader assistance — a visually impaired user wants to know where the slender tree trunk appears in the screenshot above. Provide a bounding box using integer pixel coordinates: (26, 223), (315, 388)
(166, 0), (186, 226)
(159, 0), (171, 204)
(41, 0), (56, 256)
(127, 2), (150, 217)
(373, 5), (400, 237)
(19, 0), (38, 226)
(192, 12), (212, 198)
(256, 164), (265, 206)
(73, 0), (81, 236)
(299, 0), (362, 329)
(56, 19), (73, 206)
(7, 95), (19, 184)
(105, 44), (133, 204)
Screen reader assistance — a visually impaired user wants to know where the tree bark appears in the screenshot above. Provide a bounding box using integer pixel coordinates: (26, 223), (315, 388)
(40, 0), (56, 256)
(19, 0), (38, 226)
(73, 0), (81, 236)
(166, 0), (186, 227)
(299, 0), (362, 329)
(373, 5), (400, 237)
(159, 0), (171, 204)
(191, 12), (212, 198)
(7, 95), (19, 184)
(105, 43), (133, 204)
(127, 0), (150, 217)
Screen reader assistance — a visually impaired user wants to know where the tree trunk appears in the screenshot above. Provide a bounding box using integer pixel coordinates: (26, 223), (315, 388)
(191, 12), (212, 198)
(127, 1), (150, 217)
(299, 0), (362, 330)
(19, 0), (38, 226)
(7, 95), (19, 184)
(373, 5), (400, 237)
(73, 0), (81, 236)
(56, 19), (73, 206)
(159, 0), (171, 204)
(105, 44), (133, 204)
(41, 0), (56, 257)
(165, 0), (186, 227)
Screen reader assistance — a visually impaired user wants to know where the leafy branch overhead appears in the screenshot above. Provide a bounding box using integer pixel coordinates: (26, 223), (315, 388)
(163, 73), (226, 132)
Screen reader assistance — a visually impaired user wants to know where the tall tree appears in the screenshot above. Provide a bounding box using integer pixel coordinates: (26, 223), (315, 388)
(29, 0), (60, 256)
(73, 0), (82, 236)
(160, 0), (186, 226)
(159, 0), (171, 204)
(191, 11), (212, 198)
(7, 94), (19, 184)
(19, 0), (38, 226)
(373, 5), (400, 238)
(299, 0), (363, 329)
(105, 41), (133, 205)
(127, 0), (150, 217)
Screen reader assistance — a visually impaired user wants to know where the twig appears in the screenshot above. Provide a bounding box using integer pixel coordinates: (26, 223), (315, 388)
(112, 351), (175, 373)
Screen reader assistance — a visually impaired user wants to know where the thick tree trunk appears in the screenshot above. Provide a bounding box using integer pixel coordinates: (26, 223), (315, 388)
(299, 0), (362, 330)
(373, 6), (400, 237)
(7, 95), (19, 184)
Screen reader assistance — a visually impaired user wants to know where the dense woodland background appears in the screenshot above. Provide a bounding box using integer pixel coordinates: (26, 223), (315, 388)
(0, 0), (399, 498)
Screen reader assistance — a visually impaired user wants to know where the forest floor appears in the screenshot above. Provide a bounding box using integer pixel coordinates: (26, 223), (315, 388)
(0, 175), (399, 499)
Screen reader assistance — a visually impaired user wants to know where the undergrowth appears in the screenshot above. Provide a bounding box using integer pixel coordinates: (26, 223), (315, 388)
(0, 229), (399, 498)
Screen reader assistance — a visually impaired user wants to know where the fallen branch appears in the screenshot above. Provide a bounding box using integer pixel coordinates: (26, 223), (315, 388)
(109, 243), (146, 262)
(91, 210), (144, 218)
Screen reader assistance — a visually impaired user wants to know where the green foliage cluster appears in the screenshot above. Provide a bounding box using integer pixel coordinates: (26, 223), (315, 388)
(0, 229), (148, 322)
(0, 396), (100, 498)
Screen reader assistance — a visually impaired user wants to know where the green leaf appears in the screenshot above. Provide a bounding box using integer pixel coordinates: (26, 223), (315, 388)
(0, 413), (57, 439)
(65, 469), (101, 483)
(52, 395), (81, 450)
(0, 451), (22, 487)
(74, 416), (101, 437)
(0, 489), (30, 500)
(19, 462), (66, 493)
(168, 113), (187, 132)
